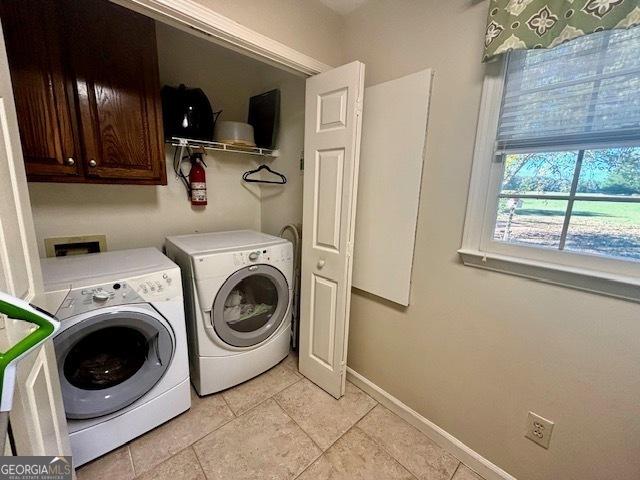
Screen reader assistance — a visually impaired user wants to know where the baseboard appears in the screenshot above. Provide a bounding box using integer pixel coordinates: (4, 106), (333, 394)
(346, 368), (517, 480)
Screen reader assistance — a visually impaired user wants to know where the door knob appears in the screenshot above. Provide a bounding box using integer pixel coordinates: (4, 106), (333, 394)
(65, 157), (75, 166)
(88, 159), (97, 167)
(317, 259), (325, 269)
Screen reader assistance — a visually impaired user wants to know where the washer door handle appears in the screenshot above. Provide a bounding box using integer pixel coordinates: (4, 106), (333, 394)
(149, 333), (163, 366)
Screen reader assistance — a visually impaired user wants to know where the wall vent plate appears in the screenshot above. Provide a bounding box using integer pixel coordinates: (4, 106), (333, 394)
(44, 235), (107, 258)
(525, 411), (554, 449)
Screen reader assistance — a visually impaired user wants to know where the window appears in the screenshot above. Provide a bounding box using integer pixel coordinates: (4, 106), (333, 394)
(496, 148), (640, 260)
(460, 27), (640, 301)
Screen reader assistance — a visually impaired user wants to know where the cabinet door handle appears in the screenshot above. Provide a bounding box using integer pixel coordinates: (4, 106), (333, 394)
(88, 159), (97, 167)
(65, 157), (75, 166)
(317, 259), (326, 269)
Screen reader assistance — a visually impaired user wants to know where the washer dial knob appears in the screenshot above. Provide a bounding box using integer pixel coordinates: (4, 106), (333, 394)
(93, 291), (110, 302)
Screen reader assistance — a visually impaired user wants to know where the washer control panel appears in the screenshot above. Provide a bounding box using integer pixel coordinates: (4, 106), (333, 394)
(56, 282), (144, 319)
(56, 269), (181, 319)
(129, 275), (174, 296)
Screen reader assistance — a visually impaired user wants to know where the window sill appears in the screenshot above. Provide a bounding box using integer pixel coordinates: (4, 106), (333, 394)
(457, 248), (640, 303)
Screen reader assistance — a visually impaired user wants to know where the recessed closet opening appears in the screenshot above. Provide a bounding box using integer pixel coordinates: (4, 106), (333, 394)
(23, 9), (305, 257)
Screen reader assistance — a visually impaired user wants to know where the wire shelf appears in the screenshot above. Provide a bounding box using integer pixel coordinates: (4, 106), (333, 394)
(168, 137), (279, 157)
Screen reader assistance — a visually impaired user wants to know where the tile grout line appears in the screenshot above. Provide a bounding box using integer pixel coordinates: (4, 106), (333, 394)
(270, 397), (324, 479)
(302, 380), (380, 452)
(356, 404), (463, 480)
(189, 445), (210, 480)
(291, 452), (320, 480)
(278, 377), (378, 454)
(352, 424), (421, 480)
(353, 407), (432, 480)
(209, 354), (299, 416)
(190, 373), (311, 480)
(189, 367), (303, 451)
(191, 411), (238, 444)
(277, 376), (379, 479)
(191, 432), (213, 479)
(272, 395), (324, 453)
(182, 374), (305, 465)
(132, 444), (199, 479)
(450, 462), (462, 480)
(131, 400), (237, 477)
(219, 390), (236, 416)
(289, 425), (362, 480)
(227, 373), (304, 417)
(292, 421), (420, 480)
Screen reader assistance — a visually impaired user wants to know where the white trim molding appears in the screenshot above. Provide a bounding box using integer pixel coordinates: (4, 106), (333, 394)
(458, 249), (640, 303)
(346, 368), (518, 480)
(117, 0), (332, 76)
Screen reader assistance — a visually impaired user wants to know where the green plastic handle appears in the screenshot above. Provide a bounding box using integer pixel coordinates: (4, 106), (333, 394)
(0, 292), (59, 410)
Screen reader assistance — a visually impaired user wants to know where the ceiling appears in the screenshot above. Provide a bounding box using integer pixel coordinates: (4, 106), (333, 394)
(317, 0), (368, 15)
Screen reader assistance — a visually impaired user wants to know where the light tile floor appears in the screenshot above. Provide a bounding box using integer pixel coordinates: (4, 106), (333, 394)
(76, 352), (485, 480)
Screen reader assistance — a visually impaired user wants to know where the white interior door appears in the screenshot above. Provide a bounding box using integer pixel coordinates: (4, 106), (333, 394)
(299, 61), (365, 399)
(0, 20), (70, 457)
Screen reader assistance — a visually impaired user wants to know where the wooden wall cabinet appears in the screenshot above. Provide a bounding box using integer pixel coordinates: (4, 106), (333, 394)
(0, 0), (166, 185)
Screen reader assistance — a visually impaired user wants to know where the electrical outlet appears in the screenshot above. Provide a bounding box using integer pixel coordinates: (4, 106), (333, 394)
(525, 412), (554, 449)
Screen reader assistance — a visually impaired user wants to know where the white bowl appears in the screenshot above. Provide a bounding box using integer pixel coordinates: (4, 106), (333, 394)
(214, 121), (256, 146)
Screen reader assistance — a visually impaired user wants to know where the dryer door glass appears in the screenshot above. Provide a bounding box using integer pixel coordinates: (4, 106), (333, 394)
(212, 265), (289, 347)
(54, 309), (174, 419)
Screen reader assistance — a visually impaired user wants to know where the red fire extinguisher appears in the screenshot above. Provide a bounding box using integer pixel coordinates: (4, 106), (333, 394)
(189, 153), (207, 206)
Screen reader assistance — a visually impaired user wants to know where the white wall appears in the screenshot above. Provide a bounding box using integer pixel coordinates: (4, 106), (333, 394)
(258, 76), (305, 236)
(28, 21), (302, 256)
(342, 2), (640, 480)
(194, 0), (345, 67)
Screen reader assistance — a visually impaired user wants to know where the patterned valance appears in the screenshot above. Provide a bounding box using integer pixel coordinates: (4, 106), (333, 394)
(483, 0), (640, 61)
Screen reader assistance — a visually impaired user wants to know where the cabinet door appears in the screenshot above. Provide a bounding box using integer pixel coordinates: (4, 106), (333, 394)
(70, 0), (166, 185)
(0, 0), (80, 179)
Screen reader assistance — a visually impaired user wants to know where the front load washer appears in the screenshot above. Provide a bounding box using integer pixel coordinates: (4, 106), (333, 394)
(165, 230), (293, 395)
(42, 248), (191, 466)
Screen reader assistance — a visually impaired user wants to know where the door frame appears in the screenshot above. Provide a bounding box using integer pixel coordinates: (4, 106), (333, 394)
(114, 0), (331, 76)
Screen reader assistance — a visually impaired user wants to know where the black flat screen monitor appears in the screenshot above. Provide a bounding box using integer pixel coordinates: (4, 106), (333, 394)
(248, 89), (280, 149)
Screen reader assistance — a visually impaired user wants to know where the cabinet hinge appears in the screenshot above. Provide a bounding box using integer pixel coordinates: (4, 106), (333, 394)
(346, 241), (353, 258)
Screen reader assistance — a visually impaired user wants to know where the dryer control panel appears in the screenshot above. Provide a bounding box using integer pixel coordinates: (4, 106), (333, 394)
(56, 269), (182, 319)
(232, 244), (293, 267)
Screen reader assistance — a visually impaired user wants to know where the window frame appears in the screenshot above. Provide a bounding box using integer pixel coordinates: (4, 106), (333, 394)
(460, 57), (640, 303)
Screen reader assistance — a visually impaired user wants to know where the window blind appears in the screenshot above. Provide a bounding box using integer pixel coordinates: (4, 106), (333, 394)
(496, 27), (640, 154)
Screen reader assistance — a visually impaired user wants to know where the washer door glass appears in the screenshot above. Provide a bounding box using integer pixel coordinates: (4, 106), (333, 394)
(212, 265), (289, 347)
(54, 309), (173, 420)
(63, 327), (148, 390)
